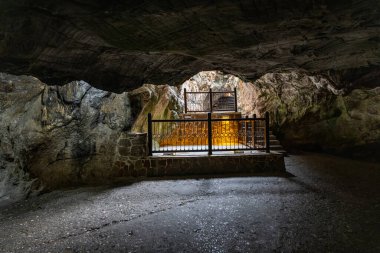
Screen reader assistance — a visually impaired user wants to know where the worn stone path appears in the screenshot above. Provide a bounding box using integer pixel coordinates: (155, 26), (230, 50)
(0, 153), (379, 252)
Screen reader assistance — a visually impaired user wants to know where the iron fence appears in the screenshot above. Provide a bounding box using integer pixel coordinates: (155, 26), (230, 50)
(148, 112), (270, 155)
(184, 88), (238, 113)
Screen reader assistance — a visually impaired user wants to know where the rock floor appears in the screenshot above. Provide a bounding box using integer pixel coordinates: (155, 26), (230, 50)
(0, 153), (379, 253)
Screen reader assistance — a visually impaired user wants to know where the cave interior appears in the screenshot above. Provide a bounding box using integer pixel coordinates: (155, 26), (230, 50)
(0, 0), (379, 252)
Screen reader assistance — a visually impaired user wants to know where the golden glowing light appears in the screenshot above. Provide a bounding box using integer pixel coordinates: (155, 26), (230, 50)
(159, 113), (242, 147)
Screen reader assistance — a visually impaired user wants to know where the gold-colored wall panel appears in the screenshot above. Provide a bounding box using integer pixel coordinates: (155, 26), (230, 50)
(158, 112), (245, 146)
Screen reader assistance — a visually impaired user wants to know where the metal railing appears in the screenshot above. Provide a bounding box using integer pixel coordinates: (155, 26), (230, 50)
(147, 112), (270, 155)
(184, 88), (238, 113)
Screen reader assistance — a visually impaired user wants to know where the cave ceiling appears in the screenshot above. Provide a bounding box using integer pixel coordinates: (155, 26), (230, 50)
(0, 0), (379, 92)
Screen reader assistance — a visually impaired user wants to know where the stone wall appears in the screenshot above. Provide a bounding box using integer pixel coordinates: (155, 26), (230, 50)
(111, 133), (286, 179)
(146, 153), (285, 177)
(113, 133), (148, 178)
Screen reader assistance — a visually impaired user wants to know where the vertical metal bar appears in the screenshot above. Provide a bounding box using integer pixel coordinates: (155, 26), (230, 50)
(231, 119), (232, 149)
(245, 115), (248, 147)
(208, 112), (212, 155)
(184, 88), (187, 113)
(209, 88), (213, 112)
(181, 121), (183, 151)
(265, 112), (270, 153)
(234, 87), (238, 112)
(253, 114), (256, 149)
(148, 113), (153, 156)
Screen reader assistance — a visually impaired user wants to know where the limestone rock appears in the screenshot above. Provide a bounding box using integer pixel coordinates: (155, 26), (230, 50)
(1, 70), (379, 205)
(129, 84), (183, 133)
(0, 73), (133, 202)
(249, 72), (380, 160)
(0, 73), (184, 202)
(281, 87), (380, 160)
(180, 71), (260, 116)
(0, 0), (379, 91)
(179, 70), (380, 160)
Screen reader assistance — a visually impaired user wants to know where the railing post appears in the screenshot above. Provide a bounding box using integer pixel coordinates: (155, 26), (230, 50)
(245, 115), (248, 146)
(234, 87), (238, 112)
(184, 88), (188, 113)
(265, 112), (270, 153)
(148, 113), (153, 156)
(208, 112), (212, 155)
(253, 114), (256, 149)
(209, 88), (213, 112)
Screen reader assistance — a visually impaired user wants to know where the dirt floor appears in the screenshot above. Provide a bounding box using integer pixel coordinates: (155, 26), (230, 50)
(0, 152), (379, 252)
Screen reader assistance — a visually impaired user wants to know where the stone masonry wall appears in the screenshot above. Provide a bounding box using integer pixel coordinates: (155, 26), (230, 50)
(114, 133), (285, 178)
(113, 133), (149, 178)
(146, 153), (285, 177)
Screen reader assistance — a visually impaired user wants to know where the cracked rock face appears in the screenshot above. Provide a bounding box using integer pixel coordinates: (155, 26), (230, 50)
(0, 0), (379, 91)
(0, 73), (132, 202)
(180, 71), (380, 160)
(0, 71), (379, 204)
(280, 87), (380, 159)
(129, 84), (183, 133)
(251, 72), (380, 160)
(0, 73), (184, 203)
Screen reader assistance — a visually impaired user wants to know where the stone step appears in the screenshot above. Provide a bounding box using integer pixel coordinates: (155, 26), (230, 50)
(270, 139), (280, 145)
(272, 149), (287, 155)
(269, 144), (287, 156)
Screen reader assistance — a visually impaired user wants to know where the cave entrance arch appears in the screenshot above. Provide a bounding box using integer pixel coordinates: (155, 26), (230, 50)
(146, 70), (272, 155)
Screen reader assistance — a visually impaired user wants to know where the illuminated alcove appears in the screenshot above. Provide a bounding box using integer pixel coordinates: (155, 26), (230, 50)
(145, 71), (268, 151)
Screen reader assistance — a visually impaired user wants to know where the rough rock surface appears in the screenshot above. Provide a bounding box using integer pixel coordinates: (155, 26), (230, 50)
(0, 73), (133, 203)
(0, 73), (188, 203)
(0, 0), (379, 91)
(0, 71), (379, 204)
(250, 72), (380, 160)
(281, 87), (380, 159)
(181, 71), (259, 116)
(129, 84), (182, 133)
(180, 71), (380, 160)
(181, 70), (340, 120)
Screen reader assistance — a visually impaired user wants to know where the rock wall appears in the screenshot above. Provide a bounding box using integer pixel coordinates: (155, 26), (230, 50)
(179, 71), (380, 161)
(0, 0), (379, 91)
(243, 72), (380, 160)
(0, 70), (379, 204)
(280, 87), (380, 160)
(0, 73), (186, 203)
(252, 72), (342, 122)
(0, 73), (133, 203)
(180, 71), (260, 116)
(129, 84), (183, 133)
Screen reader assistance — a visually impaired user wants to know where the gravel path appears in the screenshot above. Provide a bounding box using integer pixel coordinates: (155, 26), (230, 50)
(0, 152), (379, 252)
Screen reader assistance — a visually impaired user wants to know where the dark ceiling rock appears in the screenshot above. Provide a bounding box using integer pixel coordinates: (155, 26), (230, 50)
(0, 0), (379, 91)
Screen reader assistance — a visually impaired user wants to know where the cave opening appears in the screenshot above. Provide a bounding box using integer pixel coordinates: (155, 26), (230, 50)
(140, 71), (275, 156)
(131, 70), (339, 156)
(1, 67), (378, 205)
(129, 68), (379, 161)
